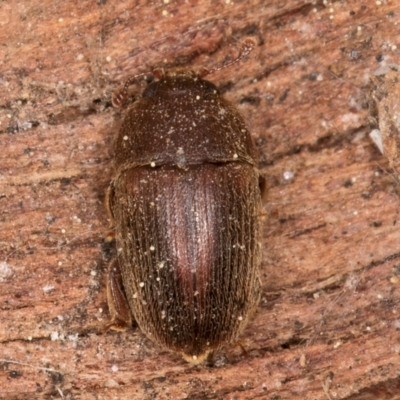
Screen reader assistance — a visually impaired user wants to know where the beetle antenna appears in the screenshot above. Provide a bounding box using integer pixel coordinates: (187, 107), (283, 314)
(112, 72), (149, 108)
(199, 38), (256, 78)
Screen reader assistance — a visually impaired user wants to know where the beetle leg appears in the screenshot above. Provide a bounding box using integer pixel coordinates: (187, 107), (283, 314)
(105, 258), (132, 331)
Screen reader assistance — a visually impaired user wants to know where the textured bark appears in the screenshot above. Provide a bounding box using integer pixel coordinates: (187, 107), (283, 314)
(1, 1), (400, 399)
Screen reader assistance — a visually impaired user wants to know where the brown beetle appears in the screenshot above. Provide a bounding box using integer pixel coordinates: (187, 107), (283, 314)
(106, 39), (263, 363)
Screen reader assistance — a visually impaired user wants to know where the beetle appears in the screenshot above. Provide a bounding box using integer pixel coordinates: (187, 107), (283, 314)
(106, 39), (264, 363)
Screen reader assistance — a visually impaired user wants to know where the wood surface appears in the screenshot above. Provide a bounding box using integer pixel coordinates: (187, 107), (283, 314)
(1, 0), (400, 399)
